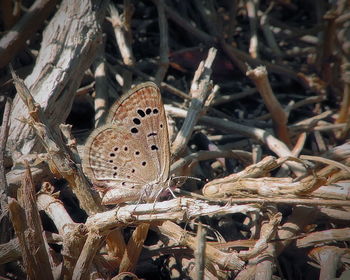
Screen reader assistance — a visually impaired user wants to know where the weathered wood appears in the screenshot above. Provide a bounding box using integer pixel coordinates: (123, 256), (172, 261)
(0, 0), (58, 69)
(8, 163), (54, 280)
(11, 66), (103, 215)
(7, 0), (108, 160)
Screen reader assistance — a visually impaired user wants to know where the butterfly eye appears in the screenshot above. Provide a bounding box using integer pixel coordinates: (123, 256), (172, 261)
(151, 145), (158, 150)
(131, 128), (138, 134)
(146, 108), (152, 115)
(142, 161), (146, 166)
(153, 108), (159, 114)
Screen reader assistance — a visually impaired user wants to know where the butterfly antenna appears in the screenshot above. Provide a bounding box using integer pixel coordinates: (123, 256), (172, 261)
(170, 175), (202, 183)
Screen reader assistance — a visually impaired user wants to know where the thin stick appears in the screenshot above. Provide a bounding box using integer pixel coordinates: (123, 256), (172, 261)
(72, 227), (104, 280)
(170, 150), (252, 173)
(195, 223), (206, 280)
(255, 95), (326, 121)
(246, 0), (259, 58)
(165, 105), (306, 175)
(108, 1), (135, 91)
(163, 3), (215, 45)
(260, 3), (283, 60)
(309, 246), (343, 280)
(119, 223), (150, 273)
(0, 97), (12, 203)
(8, 162), (54, 280)
(171, 47), (217, 157)
(93, 47), (109, 127)
(335, 74), (350, 140)
(291, 132), (307, 157)
(153, 0), (169, 84)
(246, 66), (291, 147)
(217, 197), (350, 207)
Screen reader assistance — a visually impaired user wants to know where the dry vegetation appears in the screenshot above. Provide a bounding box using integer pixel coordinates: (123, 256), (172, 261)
(1, 0), (350, 279)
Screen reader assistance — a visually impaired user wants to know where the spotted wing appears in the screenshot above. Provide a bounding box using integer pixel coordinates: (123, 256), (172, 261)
(106, 82), (170, 185)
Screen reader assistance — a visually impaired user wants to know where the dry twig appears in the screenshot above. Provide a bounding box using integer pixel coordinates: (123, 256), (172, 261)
(171, 47), (217, 157)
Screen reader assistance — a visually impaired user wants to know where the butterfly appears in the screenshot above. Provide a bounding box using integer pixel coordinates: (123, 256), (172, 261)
(82, 82), (170, 205)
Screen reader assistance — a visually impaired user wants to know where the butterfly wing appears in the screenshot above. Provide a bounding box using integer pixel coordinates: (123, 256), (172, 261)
(82, 82), (170, 204)
(107, 82), (170, 185)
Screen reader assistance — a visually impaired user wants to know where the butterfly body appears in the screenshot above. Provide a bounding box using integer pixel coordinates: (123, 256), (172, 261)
(82, 82), (170, 205)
